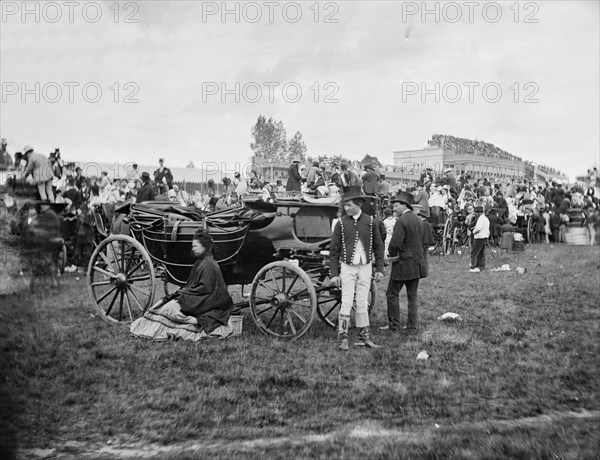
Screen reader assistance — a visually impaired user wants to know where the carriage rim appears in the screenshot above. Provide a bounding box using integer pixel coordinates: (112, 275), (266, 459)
(87, 234), (156, 324)
(249, 261), (317, 339)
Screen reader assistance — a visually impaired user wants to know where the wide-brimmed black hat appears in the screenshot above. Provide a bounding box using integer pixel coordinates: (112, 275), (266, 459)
(141, 172), (151, 182)
(474, 206), (484, 213)
(342, 185), (365, 203)
(391, 191), (414, 210)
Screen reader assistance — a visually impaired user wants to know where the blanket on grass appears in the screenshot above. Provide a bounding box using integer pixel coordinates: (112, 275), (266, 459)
(130, 298), (234, 342)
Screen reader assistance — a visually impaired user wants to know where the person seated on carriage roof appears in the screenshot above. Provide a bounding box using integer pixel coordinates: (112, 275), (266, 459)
(136, 172), (156, 203)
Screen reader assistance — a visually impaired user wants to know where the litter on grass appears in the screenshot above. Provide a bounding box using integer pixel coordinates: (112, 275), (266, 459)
(437, 312), (462, 322)
(491, 264), (511, 272)
(416, 350), (429, 361)
(516, 267), (526, 274)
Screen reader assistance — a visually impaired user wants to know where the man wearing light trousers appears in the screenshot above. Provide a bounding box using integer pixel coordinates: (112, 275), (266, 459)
(330, 186), (385, 351)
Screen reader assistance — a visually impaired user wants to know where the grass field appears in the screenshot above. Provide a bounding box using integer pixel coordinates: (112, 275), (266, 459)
(1, 244), (599, 459)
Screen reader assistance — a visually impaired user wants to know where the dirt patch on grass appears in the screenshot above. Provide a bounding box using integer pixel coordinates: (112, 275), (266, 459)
(15, 410), (599, 459)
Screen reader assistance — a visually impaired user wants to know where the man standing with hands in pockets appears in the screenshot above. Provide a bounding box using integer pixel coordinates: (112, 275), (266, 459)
(329, 186), (385, 351)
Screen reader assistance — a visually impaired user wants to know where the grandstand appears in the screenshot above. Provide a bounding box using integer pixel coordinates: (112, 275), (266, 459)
(394, 134), (566, 183)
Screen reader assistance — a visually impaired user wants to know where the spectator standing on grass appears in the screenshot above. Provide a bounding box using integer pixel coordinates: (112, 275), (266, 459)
(382, 207), (396, 258)
(384, 191), (427, 331)
(362, 164), (379, 195)
(469, 206), (489, 273)
(286, 157), (302, 192)
(22, 145), (55, 202)
(329, 186), (385, 351)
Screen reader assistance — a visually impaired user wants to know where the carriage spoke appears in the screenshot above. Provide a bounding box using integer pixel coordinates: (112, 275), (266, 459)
(118, 290), (124, 321)
(285, 310), (297, 335)
(128, 283), (150, 298)
(281, 268), (286, 293)
(120, 240), (126, 272)
(268, 269), (281, 293)
(128, 274), (151, 282)
(127, 260), (145, 277)
(126, 286), (145, 312)
(288, 300), (312, 310)
(256, 305), (274, 316)
(323, 303), (339, 319)
(257, 279), (277, 296)
(94, 251), (118, 273)
(285, 275), (300, 296)
(279, 309), (285, 335)
(265, 308), (279, 329)
(124, 290), (134, 322)
(96, 285), (118, 303)
(91, 279), (113, 287)
(287, 306), (307, 325)
(93, 265), (117, 278)
(125, 246), (137, 273)
(104, 288), (120, 316)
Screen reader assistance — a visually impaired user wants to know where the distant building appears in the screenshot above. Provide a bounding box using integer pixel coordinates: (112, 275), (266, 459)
(393, 146), (527, 182)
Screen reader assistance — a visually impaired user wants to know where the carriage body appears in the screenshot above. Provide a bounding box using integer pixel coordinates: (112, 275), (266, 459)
(87, 197), (344, 338)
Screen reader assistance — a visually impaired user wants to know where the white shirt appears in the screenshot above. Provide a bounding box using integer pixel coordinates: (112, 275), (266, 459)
(473, 214), (490, 239)
(351, 212), (368, 265)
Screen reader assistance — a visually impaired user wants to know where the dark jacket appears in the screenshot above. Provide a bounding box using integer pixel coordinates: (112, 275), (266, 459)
(420, 218), (434, 276)
(330, 212), (384, 278)
(153, 167), (173, 187)
(286, 164), (303, 191)
(388, 210), (427, 281)
(362, 171), (379, 194)
(178, 254), (233, 333)
(136, 183), (155, 203)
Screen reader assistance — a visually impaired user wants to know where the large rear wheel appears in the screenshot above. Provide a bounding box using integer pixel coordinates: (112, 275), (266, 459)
(87, 235), (155, 323)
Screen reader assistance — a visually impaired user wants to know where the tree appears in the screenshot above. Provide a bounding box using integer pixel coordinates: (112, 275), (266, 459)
(186, 161), (195, 168)
(360, 154), (382, 169)
(287, 131), (307, 162)
(250, 115), (288, 161)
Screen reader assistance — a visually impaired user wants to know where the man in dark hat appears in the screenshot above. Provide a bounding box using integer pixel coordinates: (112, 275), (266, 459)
(469, 206), (490, 272)
(136, 172), (155, 203)
(286, 157), (302, 192)
(330, 185), (385, 350)
(384, 191), (427, 331)
(154, 158), (173, 190)
(362, 164), (379, 195)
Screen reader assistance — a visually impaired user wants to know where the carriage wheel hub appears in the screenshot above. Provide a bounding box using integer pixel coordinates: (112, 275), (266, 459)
(271, 293), (288, 308)
(115, 273), (128, 287)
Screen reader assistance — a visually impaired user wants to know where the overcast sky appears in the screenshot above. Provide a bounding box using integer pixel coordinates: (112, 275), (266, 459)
(1, 1), (598, 179)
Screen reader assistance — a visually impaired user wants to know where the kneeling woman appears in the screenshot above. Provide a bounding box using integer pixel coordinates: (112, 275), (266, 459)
(131, 229), (235, 341)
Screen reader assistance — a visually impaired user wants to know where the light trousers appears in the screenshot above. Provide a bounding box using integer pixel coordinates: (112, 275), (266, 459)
(339, 262), (372, 328)
(37, 181), (54, 202)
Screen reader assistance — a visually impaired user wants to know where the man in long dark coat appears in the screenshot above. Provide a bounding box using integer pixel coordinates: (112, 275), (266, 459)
(286, 157), (302, 192)
(385, 191), (427, 331)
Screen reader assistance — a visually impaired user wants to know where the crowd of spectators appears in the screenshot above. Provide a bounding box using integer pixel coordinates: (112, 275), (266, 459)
(428, 134), (524, 161)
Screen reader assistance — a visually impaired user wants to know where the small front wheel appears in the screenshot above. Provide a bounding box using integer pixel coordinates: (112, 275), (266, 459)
(249, 261), (317, 339)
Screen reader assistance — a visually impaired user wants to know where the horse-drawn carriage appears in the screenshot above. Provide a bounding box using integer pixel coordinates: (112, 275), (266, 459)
(87, 196), (352, 339)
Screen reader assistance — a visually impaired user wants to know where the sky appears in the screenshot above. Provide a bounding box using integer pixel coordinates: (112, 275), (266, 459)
(1, 1), (599, 180)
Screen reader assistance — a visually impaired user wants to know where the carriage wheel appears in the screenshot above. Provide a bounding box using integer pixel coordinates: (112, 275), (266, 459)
(250, 261), (317, 339)
(526, 217), (533, 244)
(87, 235), (155, 324)
(442, 218), (453, 255)
(56, 242), (67, 275)
(310, 270), (377, 329)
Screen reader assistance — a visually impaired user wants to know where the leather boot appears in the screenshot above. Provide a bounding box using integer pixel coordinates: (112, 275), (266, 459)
(357, 326), (382, 348)
(338, 314), (350, 351)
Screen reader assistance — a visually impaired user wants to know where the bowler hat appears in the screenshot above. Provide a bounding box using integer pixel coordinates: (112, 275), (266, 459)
(391, 191), (414, 210)
(292, 156), (300, 163)
(342, 185), (365, 203)
(141, 172), (151, 182)
(417, 209), (429, 218)
(474, 206), (484, 212)
(363, 164), (375, 171)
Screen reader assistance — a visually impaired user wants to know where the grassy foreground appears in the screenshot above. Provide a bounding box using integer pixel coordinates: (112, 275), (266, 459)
(1, 244), (599, 459)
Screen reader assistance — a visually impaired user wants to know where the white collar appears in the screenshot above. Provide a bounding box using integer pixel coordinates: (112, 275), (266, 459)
(351, 210), (362, 221)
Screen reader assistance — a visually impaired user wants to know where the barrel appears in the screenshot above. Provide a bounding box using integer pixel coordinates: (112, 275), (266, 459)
(566, 227), (588, 245)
